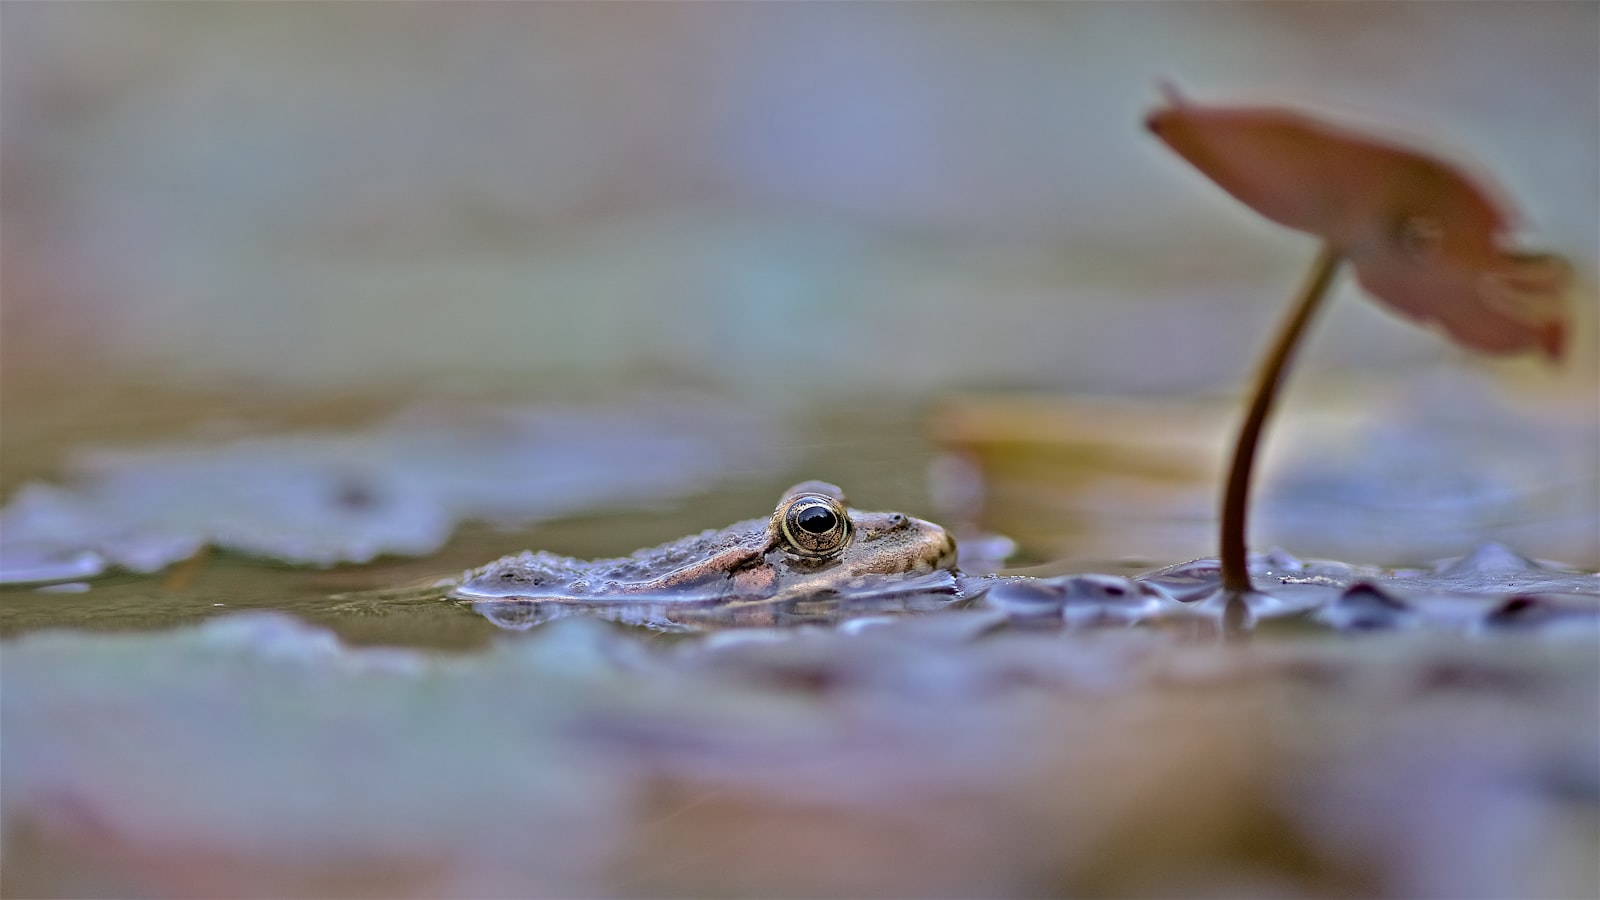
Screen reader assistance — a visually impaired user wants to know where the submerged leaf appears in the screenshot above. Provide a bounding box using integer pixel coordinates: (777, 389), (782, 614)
(1147, 88), (1571, 359)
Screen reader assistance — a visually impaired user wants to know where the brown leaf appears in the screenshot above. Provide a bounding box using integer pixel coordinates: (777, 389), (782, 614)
(1355, 248), (1570, 359)
(1148, 88), (1571, 360)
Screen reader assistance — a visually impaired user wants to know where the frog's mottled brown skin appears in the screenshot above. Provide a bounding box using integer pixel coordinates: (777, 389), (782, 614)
(451, 481), (957, 610)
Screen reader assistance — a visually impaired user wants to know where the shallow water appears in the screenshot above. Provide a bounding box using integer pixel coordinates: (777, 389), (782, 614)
(3, 383), (1593, 643)
(0, 387), (969, 646)
(2, 384), (1596, 899)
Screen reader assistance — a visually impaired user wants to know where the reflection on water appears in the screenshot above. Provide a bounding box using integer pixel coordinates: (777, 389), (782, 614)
(470, 570), (967, 631)
(318, 539), (1596, 639)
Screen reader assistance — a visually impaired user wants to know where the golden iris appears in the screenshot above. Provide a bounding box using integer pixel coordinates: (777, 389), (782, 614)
(779, 494), (852, 557)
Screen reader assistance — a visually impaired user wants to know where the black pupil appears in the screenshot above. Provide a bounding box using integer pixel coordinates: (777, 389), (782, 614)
(796, 505), (838, 535)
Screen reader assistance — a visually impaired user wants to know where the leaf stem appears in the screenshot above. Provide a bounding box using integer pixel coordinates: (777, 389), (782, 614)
(1219, 242), (1342, 594)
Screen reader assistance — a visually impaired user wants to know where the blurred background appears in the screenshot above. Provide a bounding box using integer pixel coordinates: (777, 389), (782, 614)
(4, 1), (1597, 568)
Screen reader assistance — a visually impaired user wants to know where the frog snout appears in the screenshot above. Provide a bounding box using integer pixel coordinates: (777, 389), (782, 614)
(934, 530), (959, 571)
(907, 516), (959, 571)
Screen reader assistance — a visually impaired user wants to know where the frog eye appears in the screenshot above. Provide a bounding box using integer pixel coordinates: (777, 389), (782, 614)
(779, 494), (852, 557)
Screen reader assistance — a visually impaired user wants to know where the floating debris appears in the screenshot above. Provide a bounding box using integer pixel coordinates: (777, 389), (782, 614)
(0, 400), (780, 584)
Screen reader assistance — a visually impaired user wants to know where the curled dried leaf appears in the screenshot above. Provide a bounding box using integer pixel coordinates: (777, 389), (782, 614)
(1356, 248), (1570, 359)
(1148, 88), (1571, 360)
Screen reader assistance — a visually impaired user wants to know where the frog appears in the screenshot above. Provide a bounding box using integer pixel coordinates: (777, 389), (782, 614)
(452, 481), (960, 629)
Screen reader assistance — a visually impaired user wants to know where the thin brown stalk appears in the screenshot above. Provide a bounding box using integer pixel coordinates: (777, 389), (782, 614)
(1219, 243), (1342, 593)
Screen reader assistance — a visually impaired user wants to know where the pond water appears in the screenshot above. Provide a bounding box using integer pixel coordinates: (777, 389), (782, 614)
(0, 386), (974, 646)
(2, 383), (1596, 898)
